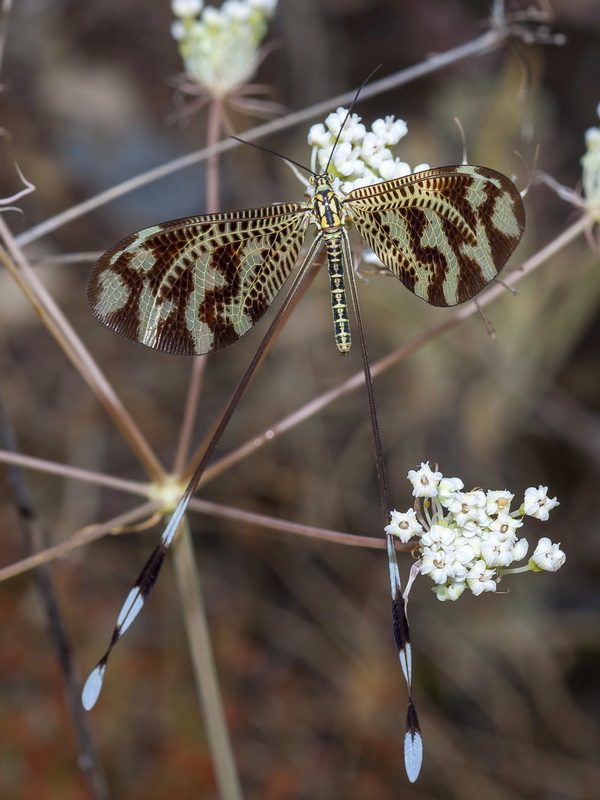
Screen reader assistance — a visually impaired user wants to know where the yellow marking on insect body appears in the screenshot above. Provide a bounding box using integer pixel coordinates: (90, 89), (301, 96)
(310, 177), (352, 355)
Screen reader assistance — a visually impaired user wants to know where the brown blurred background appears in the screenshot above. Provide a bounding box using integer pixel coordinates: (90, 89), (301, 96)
(0, 1), (599, 798)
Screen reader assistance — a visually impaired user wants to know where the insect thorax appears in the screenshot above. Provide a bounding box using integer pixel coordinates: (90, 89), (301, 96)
(310, 174), (346, 233)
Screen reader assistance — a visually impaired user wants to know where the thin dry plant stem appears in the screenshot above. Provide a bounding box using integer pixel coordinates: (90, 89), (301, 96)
(0, 490), (391, 589)
(492, 0), (506, 25)
(0, 394), (109, 800)
(34, 252), (101, 266)
(206, 95), (223, 213)
(0, 217), (165, 483)
(185, 496), (391, 550)
(0, 500), (158, 583)
(14, 23), (524, 250)
(171, 95), (243, 800)
(172, 354), (207, 474)
(0, 446), (389, 552)
(0, 450), (150, 496)
(0, 0), (13, 75)
(172, 520), (243, 800)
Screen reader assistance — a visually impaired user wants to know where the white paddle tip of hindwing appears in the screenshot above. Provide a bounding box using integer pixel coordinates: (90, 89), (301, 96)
(81, 661), (107, 711)
(404, 724), (423, 783)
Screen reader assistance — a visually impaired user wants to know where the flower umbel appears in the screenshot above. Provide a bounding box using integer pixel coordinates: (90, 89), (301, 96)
(170, 0), (279, 110)
(386, 463), (564, 601)
(307, 107), (429, 193)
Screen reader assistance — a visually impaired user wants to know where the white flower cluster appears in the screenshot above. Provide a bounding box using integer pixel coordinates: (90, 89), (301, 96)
(171, 0), (278, 97)
(307, 107), (429, 193)
(582, 102), (600, 217)
(385, 463), (565, 602)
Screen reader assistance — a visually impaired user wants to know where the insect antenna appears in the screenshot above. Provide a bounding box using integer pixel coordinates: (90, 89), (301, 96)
(230, 135), (314, 176)
(229, 135), (315, 187)
(323, 64), (382, 175)
(232, 64), (382, 181)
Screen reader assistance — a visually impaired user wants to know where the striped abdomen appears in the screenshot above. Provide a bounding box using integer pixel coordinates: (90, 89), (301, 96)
(323, 230), (351, 355)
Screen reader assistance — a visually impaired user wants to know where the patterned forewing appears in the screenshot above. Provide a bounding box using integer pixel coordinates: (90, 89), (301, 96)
(345, 166), (525, 306)
(88, 204), (308, 354)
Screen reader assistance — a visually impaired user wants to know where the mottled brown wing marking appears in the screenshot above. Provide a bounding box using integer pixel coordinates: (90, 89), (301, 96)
(403, 207), (450, 305)
(345, 165), (525, 307)
(480, 171), (525, 265)
(243, 245), (275, 321)
(87, 248), (141, 343)
(443, 214), (485, 303)
(198, 239), (245, 350)
(153, 245), (198, 354)
(435, 174), (478, 232)
(88, 204), (308, 355)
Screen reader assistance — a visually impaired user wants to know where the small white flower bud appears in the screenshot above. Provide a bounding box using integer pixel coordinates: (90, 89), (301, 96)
(437, 476), (464, 507)
(407, 462), (443, 498)
(485, 489), (514, 516)
(307, 123), (331, 149)
(467, 561), (497, 595)
(434, 582), (466, 602)
(248, 0), (278, 14)
(371, 116), (408, 146)
(530, 538), (566, 572)
(513, 538), (529, 561)
(171, 20), (187, 39)
(172, 0), (204, 18)
(385, 509), (424, 543)
(523, 486), (560, 521)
